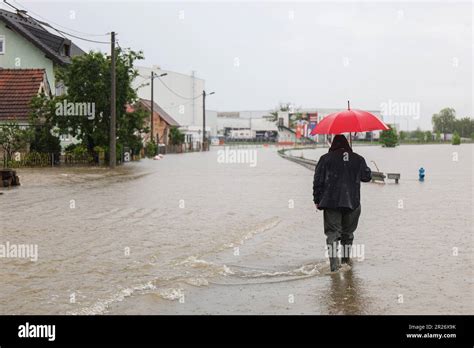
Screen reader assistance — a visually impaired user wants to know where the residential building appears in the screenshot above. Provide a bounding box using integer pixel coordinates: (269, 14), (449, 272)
(0, 8), (84, 95)
(127, 98), (180, 146)
(0, 68), (50, 125)
(0, 68), (50, 160)
(0, 8), (85, 151)
(133, 66), (219, 142)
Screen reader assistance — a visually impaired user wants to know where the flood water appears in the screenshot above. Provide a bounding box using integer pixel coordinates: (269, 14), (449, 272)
(0, 144), (472, 315)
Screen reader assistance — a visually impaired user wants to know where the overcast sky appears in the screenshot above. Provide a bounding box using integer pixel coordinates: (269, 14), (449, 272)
(3, 0), (472, 130)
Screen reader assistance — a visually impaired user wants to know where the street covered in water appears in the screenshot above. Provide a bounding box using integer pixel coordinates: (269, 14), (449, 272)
(0, 144), (472, 315)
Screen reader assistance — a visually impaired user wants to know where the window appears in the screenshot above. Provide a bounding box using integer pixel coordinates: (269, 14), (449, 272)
(60, 133), (71, 142)
(55, 82), (67, 96)
(0, 36), (5, 54)
(62, 43), (70, 57)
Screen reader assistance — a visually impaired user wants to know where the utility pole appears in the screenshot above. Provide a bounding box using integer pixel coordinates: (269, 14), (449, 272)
(192, 70), (196, 125)
(150, 71), (154, 144)
(202, 90), (206, 151)
(150, 71), (167, 149)
(202, 90), (215, 151)
(109, 31), (116, 168)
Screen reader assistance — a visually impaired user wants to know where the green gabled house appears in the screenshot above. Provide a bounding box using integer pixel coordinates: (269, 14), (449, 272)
(0, 8), (84, 95)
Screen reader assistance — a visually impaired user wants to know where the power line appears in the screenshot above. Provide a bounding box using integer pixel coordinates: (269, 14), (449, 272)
(157, 75), (203, 100)
(158, 77), (202, 100)
(46, 26), (110, 44)
(137, 74), (202, 100)
(134, 75), (150, 89)
(161, 99), (196, 111)
(11, 0), (109, 37)
(2, 0), (110, 44)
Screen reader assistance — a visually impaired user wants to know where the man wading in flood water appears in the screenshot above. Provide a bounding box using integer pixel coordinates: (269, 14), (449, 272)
(313, 134), (372, 272)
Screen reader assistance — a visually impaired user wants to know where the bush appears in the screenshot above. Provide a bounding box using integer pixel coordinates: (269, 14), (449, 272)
(71, 145), (88, 157)
(424, 131), (433, 142)
(452, 131), (461, 145)
(412, 128), (425, 143)
(169, 127), (185, 145)
(145, 141), (158, 157)
(379, 125), (398, 147)
(30, 126), (61, 155)
(64, 144), (93, 163)
(93, 146), (104, 153)
(65, 143), (79, 152)
(399, 131), (406, 141)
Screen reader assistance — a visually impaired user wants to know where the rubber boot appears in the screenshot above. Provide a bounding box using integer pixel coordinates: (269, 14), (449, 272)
(329, 257), (340, 272)
(341, 244), (351, 264)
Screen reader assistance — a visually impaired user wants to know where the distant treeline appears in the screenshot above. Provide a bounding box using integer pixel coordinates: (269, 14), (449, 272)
(431, 108), (473, 140)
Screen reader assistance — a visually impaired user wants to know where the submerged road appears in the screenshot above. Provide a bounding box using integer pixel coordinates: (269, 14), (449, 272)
(0, 144), (472, 314)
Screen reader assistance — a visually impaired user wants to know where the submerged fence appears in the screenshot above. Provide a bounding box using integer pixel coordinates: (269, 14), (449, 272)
(2, 152), (100, 168)
(4, 143), (204, 167)
(3, 152), (54, 168)
(159, 142), (203, 154)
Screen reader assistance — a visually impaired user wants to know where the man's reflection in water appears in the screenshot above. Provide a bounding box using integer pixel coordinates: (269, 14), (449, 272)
(325, 267), (368, 315)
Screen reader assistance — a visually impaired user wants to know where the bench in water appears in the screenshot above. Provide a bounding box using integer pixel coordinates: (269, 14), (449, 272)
(371, 172), (401, 184)
(387, 173), (400, 184)
(371, 171), (386, 183)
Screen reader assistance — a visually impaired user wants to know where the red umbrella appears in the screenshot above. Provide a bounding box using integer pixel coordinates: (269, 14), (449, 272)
(310, 101), (389, 144)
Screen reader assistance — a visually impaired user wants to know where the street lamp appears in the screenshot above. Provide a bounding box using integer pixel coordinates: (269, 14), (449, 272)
(151, 72), (168, 146)
(202, 90), (215, 151)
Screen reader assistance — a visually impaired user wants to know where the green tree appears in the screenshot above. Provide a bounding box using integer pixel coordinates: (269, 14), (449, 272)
(432, 108), (456, 141)
(29, 93), (61, 156)
(435, 130), (441, 142)
(55, 48), (147, 159)
(278, 103), (292, 112)
(268, 111), (278, 122)
(169, 127), (185, 145)
(453, 117), (473, 138)
(452, 131), (461, 145)
(0, 123), (32, 166)
(379, 125), (398, 147)
(412, 128), (425, 143)
(424, 131), (433, 142)
(269, 103), (292, 122)
(399, 130), (407, 141)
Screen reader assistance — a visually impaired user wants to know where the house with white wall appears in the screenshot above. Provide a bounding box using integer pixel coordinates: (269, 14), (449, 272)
(0, 8), (84, 150)
(0, 8), (83, 95)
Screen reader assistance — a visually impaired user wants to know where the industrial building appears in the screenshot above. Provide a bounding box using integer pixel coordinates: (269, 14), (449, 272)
(133, 66), (216, 146)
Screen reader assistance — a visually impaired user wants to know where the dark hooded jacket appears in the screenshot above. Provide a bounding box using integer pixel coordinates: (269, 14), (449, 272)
(313, 135), (372, 210)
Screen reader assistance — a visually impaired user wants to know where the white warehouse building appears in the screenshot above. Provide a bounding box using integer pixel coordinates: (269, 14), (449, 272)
(217, 113), (278, 140)
(133, 66), (217, 143)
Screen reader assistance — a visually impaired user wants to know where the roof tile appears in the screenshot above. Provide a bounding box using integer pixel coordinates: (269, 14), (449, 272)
(0, 69), (46, 121)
